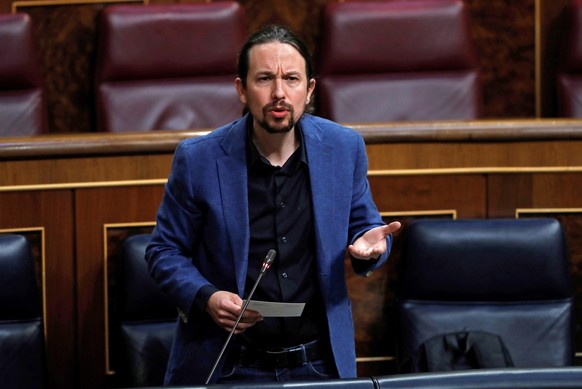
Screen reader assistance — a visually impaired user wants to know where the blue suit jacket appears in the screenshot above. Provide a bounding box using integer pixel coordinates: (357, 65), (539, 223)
(146, 113), (392, 385)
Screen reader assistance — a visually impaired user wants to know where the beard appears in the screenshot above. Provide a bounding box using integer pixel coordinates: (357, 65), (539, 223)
(257, 101), (296, 134)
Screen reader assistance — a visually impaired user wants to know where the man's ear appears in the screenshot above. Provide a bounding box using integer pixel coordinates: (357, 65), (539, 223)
(235, 78), (247, 104)
(306, 78), (316, 104)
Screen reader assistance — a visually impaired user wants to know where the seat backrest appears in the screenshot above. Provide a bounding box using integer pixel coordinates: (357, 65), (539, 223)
(318, 0), (481, 123)
(0, 13), (46, 136)
(118, 234), (177, 387)
(396, 218), (574, 371)
(0, 234), (46, 388)
(557, 0), (582, 117)
(94, 2), (246, 132)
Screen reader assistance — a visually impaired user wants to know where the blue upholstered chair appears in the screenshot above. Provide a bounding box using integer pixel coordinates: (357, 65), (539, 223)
(116, 234), (177, 387)
(0, 234), (47, 387)
(395, 218), (574, 372)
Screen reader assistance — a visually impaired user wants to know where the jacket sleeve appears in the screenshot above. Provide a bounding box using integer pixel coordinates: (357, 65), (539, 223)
(145, 141), (212, 318)
(347, 134), (393, 276)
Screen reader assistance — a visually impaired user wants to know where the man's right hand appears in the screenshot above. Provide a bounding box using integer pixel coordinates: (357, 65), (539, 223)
(205, 290), (263, 333)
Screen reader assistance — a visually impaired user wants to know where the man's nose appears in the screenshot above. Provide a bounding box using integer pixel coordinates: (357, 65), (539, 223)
(272, 78), (285, 99)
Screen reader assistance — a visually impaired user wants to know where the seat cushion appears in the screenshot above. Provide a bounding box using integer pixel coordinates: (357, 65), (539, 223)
(120, 322), (175, 386)
(319, 71), (480, 122)
(398, 300), (574, 368)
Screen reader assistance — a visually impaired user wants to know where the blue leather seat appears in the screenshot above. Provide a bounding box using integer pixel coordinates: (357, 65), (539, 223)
(395, 218), (574, 372)
(0, 234), (46, 387)
(116, 234), (177, 387)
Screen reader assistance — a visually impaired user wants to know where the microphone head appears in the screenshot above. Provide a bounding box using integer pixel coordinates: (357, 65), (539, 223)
(261, 249), (277, 273)
(265, 249), (276, 266)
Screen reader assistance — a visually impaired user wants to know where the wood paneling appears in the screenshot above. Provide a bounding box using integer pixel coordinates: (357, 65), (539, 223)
(0, 190), (75, 389)
(488, 173), (582, 217)
(465, 0), (536, 117)
(369, 175), (486, 218)
(74, 185), (164, 388)
(487, 174), (534, 218)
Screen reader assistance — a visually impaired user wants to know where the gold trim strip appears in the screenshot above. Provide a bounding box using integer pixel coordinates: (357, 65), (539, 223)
(104, 222), (156, 229)
(368, 166), (582, 176)
(0, 178), (167, 193)
(102, 224), (111, 375)
(13, 0), (145, 12)
(356, 356), (395, 363)
(0, 226), (45, 233)
(381, 210), (457, 219)
(4, 165), (582, 193)
(0, 227), (47, 342)
(516, 208), (582, 218)
(103, 222), (156, 376)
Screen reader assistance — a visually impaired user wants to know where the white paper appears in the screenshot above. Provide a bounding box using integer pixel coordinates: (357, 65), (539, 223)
(244, 300), (305, 317)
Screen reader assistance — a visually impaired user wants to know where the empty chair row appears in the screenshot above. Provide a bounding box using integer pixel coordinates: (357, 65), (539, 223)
(9, 0), (582, 135)
(116, 217), (574, 386)
(1, 0), (484, 136)
(0, 217), (575, 387)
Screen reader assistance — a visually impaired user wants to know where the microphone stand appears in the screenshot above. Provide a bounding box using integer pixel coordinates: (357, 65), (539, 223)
(205, 249), (277, 384)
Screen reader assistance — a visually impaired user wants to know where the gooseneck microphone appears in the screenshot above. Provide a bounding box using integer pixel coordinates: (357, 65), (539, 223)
(205, 249), (277, 384)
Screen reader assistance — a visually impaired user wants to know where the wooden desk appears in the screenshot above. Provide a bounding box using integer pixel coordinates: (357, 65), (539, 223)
(2, 119), (582, 388)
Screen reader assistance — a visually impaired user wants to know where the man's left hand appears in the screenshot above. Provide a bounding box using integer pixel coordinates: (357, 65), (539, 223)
(348, 221), (401, 260)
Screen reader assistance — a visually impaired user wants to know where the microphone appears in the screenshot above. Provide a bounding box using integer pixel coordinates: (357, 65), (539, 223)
(205, 249), (277, 384)
(260, 248), (276, 273)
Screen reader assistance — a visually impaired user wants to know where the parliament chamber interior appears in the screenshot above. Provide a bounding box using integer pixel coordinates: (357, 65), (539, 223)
(2, 0), (582, 388)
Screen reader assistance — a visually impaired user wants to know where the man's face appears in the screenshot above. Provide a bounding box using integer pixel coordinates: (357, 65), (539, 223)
(235, 41), (315, 134)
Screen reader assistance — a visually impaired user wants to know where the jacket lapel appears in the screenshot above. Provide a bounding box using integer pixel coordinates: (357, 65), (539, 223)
(217, 117), (250, 296)
(303, 117), (334, 274)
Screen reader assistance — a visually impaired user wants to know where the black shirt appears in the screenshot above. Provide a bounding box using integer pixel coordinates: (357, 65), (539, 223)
(194, 120), (328, 349)
(242, 122), (327, 349)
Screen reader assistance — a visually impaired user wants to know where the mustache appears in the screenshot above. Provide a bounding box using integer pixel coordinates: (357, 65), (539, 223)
(264, 101), (293, 111)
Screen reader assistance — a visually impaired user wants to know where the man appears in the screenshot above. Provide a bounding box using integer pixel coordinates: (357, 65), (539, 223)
(145, 25), (401, 385)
